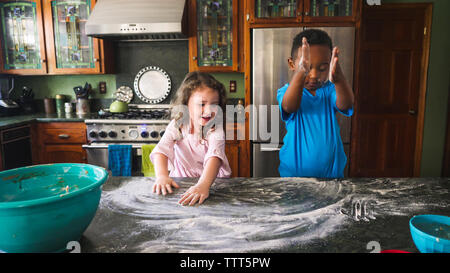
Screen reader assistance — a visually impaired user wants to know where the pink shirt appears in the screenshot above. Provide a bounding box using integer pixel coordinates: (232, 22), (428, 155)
(150, 120), (231, 178)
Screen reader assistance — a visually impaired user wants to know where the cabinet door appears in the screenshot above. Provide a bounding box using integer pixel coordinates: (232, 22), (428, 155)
(42, 144), (87, 163)
(42, 0), (102, 74)
(247, 0), (302, 26)
(189, 0), (239, 72)
(225, 141), (240, 177)
(0, 0), (47, 74)
(303, 0), (360, 23)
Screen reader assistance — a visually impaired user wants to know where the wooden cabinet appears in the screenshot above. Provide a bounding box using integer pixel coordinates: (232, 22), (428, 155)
(188, 0), (243, 72)
(247, 0), (360, 26)
(225, 122), (250, 177)
(0, 0), (48, 74)
(35, 122), (87, 164)
(0, 0), (112, 75)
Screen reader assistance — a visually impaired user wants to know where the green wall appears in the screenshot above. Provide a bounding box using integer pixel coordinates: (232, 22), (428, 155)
(383, 0), (450, 176)
(12, 72), (245, 101)
(12, 74), (116, 101)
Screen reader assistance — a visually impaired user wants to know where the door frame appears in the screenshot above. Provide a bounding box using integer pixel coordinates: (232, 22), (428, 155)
(350, 3), (433, 177)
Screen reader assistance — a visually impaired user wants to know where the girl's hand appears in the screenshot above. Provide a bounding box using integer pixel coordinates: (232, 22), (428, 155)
(329, 47), (345, 83)
(152, 175), (179, 195)
(178, 182), (210, 206)
(297, 37), (310, 75)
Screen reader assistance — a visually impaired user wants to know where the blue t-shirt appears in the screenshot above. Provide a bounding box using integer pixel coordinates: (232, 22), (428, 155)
(277, 81), (353, 178)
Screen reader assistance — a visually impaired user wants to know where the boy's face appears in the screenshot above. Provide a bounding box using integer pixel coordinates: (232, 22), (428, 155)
(288, 44), (331, 91)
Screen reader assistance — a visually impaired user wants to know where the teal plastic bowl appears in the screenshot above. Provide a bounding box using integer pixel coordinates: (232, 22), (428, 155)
(0, 163), (108, 253)
(410, 215), (450, 253)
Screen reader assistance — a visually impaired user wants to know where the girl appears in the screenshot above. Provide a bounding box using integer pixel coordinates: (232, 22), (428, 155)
(150, 72), (231, 206)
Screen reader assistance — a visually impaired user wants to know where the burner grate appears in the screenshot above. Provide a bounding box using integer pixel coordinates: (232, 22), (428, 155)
(95, 108), (171, 120)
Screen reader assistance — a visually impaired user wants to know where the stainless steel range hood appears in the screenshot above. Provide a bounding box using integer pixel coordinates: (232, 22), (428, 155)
(86, 0), (188, 41)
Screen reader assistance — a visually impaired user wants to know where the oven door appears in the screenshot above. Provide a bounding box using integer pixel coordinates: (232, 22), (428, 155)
(82, 143), (148, 176)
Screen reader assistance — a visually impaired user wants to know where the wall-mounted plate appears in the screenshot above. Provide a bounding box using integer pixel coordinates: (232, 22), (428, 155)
(133, 66), (171, 104)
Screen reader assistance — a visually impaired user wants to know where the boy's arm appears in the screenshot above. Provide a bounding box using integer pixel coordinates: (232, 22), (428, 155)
(329, 47), (354, 111)
(282, 38), (310, 114)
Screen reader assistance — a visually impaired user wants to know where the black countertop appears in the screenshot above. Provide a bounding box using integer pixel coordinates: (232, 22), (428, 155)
(80, 176), (450, 253)
(0, 113), (95, 130)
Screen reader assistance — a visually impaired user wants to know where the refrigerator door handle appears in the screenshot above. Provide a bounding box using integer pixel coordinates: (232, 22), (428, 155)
(260, 146), (281, 152)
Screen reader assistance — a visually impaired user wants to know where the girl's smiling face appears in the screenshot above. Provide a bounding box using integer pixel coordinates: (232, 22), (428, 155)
(188, 86), (220, 129)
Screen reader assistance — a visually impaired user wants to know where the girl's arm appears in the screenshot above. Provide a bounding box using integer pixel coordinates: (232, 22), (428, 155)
(178, 157), (221, 206)
(152, 153), (180, 195)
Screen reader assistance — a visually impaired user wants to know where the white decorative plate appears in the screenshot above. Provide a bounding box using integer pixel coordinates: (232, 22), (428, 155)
(133, 66), (171, 104)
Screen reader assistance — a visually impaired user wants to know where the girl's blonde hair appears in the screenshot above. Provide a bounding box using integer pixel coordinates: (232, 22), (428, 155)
(171, 71), (227, 128)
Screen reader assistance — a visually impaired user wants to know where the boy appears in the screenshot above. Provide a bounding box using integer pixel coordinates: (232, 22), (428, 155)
(277, 29), (354, 178)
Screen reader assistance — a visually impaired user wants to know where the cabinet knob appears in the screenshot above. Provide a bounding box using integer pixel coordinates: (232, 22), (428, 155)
(192, 56), (197, 60)
(305, 11), (309, 16)
(408, 110), (417, 115)
(93, 58), (99, 62)
(58, 134), (70, 139)
(41, 59), (46, 63)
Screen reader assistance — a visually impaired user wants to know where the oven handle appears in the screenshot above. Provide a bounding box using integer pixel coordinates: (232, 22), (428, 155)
(82, 144), (149, 155)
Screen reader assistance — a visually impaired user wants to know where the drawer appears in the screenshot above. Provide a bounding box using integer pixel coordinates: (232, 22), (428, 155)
(41, 128), (86, 144)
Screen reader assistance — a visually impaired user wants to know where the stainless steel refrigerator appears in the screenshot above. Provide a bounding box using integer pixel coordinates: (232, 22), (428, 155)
(251, 27), (355, 177)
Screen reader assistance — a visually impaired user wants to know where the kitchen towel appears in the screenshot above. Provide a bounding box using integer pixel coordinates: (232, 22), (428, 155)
(141, 144), (157, 177)
(108, 145), (132, 176)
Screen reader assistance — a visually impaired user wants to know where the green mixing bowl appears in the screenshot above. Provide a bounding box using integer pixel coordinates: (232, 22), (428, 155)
(0, 163), (108, 253)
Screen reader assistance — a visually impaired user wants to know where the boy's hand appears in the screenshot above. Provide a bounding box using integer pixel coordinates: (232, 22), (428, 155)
(297, 37), (310, 75)
(329, 47), (345, 83)
(178, 182), (210, 206)
(152, 175), (179, 195)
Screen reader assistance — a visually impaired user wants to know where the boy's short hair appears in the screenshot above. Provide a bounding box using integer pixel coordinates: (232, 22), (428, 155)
(291, 29), (333, 59)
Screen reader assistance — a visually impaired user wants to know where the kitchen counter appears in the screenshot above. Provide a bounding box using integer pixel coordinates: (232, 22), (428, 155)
(0, 113), (96, 130)
(81, 176), (450, 253)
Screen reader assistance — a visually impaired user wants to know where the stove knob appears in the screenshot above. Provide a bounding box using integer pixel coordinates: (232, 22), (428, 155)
(99, 131), (107, 138)
(159, 130), (165, 137)
(108, 131), (117, 138)
(88, 130), (97, 138)
(141, 131), (149, 138)
(128, 129), (138, 139)
(150, 131), (159, 138)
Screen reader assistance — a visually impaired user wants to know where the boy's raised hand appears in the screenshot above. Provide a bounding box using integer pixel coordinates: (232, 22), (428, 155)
(329, 47), (344, 83)
(297, 37), (311, 75)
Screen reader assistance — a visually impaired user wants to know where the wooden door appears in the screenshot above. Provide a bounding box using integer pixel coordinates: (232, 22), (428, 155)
(350, 4), (432, 177)
(43, 144), (86, 163)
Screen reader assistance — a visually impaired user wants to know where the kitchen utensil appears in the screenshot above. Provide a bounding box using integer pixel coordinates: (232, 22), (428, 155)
(109, 100), (129, 113)
(114, 86), (133, 103)
(73, 82), (91, 99)
(410, 214), (450, 253)
(0, 163), (108, 253)
(134, 66), (171, 104)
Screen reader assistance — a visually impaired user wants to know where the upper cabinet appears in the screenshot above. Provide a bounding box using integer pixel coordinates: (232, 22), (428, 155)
(188, 0), (241, 72)
(0, 0), (47, 74)
(0, 0), (112, 75)
(247, 0), (360, 25)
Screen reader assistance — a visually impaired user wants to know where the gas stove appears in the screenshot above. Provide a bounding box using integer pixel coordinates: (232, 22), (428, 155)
(85, 104), (171, 143)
